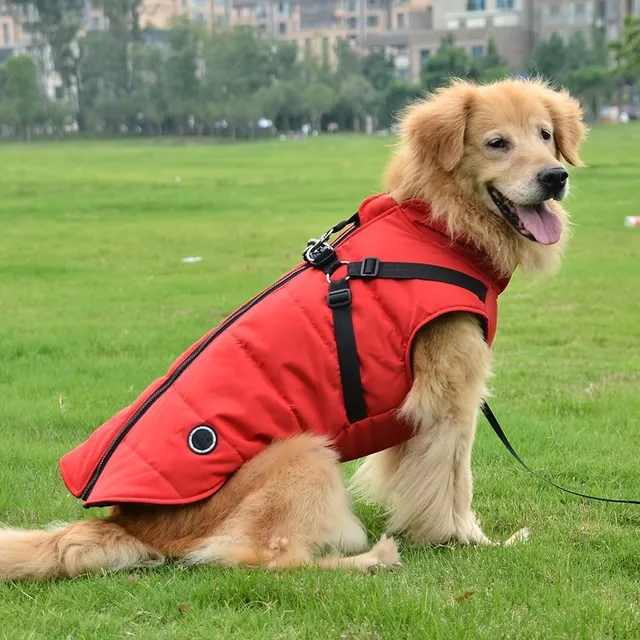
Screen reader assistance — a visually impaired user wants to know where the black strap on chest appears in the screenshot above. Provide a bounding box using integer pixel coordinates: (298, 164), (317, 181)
(327, 278), (367, 423)
(310, 250), (487, 423)
(347, 260), (488, 302)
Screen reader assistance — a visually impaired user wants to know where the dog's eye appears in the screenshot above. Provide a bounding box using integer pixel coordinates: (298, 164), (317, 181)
(487, 138), (509, 150)
(541, 129), (552, 141)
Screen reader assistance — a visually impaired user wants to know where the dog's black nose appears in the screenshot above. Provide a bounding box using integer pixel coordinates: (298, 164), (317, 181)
(538, 167), (568, 198)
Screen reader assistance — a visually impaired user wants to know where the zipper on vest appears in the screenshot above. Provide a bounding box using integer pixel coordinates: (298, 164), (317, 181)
(80, 224), (358, 501)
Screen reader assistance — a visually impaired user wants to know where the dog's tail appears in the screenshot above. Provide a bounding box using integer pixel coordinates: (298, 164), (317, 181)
(0, 519), (163, 581)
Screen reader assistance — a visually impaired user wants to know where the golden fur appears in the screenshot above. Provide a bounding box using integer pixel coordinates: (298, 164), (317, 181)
(0, 79), (585, 580)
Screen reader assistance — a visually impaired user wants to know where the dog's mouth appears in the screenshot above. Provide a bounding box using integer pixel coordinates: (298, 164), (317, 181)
(487, 187), (562, 246)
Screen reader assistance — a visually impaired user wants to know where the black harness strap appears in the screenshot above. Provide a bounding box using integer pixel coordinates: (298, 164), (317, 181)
(327, 279), (367, 423)
(482, 401), (640, 505)
(347, 260), (488, 302)
(321, 257), (489, 424)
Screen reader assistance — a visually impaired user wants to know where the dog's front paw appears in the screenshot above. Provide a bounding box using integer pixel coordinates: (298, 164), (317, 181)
(369, 535), (402, 570)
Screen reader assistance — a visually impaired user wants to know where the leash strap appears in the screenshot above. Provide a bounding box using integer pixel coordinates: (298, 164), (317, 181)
(481, 401), (640, 504)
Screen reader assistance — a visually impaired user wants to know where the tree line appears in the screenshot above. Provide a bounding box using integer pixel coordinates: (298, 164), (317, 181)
(0, 0), (639, 139)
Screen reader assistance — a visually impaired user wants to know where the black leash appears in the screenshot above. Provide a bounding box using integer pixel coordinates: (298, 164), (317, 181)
(481, 401), (640, 505)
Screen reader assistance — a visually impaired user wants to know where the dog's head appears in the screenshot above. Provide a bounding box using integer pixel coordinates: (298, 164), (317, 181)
(390, 80), (586, 248)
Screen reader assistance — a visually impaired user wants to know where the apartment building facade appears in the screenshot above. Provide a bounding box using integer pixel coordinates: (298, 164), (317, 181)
(1, 0), (639, 85)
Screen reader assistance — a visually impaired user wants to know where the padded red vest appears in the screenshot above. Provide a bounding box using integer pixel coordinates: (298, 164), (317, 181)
(60, 194), (511, 508)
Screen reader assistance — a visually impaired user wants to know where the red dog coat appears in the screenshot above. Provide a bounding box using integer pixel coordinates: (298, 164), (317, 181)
(59, 194), (511, 508)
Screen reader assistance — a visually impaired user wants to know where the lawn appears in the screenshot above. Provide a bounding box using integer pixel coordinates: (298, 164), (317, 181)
(0, 128), (639, 639)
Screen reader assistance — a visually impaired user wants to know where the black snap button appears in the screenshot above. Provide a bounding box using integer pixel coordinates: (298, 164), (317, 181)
(188, 425), (217, 455)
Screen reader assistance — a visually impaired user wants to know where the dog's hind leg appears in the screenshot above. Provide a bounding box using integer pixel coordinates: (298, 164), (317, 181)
(182, 434), (397, 571)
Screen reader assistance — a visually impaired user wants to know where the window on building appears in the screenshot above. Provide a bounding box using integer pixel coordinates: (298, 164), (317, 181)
(278, 21), (287, 35)
(2, 22), (11, 45)
(496, 0), (515, 8)
(471, 44), (484, 57)
(255, 4), (268, 18)
(344, 0), (357, 11)
(466, 0), (485, 10)
(397, 12), (405, 28)
(181, 0), (187, 7)
(626, 0), (634, 13)
(277, 2), (289, 15)
(367, 15), (379, 27)
(346, 16), (357, 29)
(192, 0), (208, 7)
(425, 6), (433, 28)
(575, 2), (585, 17)
(193, 12), (206, 21)
(420, 48), (430, 61)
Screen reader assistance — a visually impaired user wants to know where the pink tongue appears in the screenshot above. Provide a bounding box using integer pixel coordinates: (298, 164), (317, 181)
(515, 202), (563, 245)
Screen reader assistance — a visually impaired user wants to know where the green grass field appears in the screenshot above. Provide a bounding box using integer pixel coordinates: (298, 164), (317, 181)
(0, 128), (639, 639)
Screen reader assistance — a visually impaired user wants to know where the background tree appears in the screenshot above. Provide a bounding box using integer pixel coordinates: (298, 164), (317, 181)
(528, 33), (567, 81)
(2, 12), (634, 138)
(302, 82), (338, 130)
(165, 17), (206, 134)
(420, 35), (475, 90)
(474, 38), (510, 82)
(610, 15), (640, 108)
(334, 38), (362, 85)
(362, 49), (395, 92)
(7, 0), (85, 125)
(377, 82), (422, 128)
(2, 55), (40, 138)
(339, 74), (377, 131)
(569, 65), (612, 118)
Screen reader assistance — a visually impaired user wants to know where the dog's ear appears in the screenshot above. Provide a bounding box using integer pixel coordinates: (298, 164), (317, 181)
(543, 87), (587, 167)
(400, 82), (474, 172)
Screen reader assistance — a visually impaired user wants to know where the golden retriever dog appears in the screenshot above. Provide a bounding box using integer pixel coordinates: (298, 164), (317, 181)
(0, 79), (585, 580)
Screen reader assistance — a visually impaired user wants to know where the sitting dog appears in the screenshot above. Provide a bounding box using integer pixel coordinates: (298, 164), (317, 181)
(0, 79), (585, 580)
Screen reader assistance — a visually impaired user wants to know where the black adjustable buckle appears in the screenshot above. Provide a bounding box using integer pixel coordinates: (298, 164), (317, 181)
(304, 242), (337, 270)
(359, 257), (380, 278)
(327, 286), (352, 308)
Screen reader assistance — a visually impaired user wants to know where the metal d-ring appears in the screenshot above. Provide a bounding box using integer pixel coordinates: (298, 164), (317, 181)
(325, 261), (350, 283)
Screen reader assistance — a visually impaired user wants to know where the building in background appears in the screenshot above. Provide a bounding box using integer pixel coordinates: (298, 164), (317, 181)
(1, 0), (639, 85)
(0, 2), (24, 63)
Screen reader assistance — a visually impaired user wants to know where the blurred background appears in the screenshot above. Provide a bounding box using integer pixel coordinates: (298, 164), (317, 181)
(0, 0), (638, 139)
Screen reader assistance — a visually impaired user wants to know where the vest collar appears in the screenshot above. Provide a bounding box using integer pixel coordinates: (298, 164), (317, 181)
(400, 197), (512, 294)
(356, 194), (508, 295)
